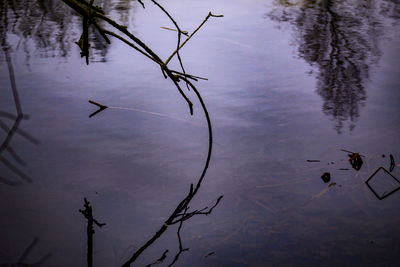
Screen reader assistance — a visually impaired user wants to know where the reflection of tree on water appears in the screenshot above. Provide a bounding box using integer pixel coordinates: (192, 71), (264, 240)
(269, 0), (399, 133)
(0, 0), (137, 63)
(1, 0), (73, 60)
(0, 42), (39, 186)
(0, 237), (51, 266)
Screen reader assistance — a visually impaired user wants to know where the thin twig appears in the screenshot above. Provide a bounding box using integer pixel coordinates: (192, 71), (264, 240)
(168, 207), (190, 267)
(137, 0), (145, 9)
(165, 12), (223, 65)
(145, 249), (169, 267)
(150, 0), (188, 90)
(102, 29), (157, 63)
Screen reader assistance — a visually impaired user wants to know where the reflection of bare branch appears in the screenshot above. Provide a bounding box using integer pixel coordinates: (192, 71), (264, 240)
(13, 127), (39, 145)
(0, 43), (37, 185)
(1, 237), (52, 266)
(18, 238), (39, 264)
(0, 116), (23, 156)
(79, 198), (106, 267)
(5, 146), (26, 166)
(145, 249), (169, 267)
(165, 12), (224, 65)
(0, 156), (32, 183)
(0, 111), (20, 120)
(149, 0), (190, 89)
(61, 1), (223, 265)
(0, 175), (21, 186)
(138, 0), (145, 9)
(168, 207), (189, 267)
(33, 253), (52, 266)
(0, 119), (40, 145)
(3, 49), (21, 116)
(171, 195), (224, 225)
(121, 73), (223, 267)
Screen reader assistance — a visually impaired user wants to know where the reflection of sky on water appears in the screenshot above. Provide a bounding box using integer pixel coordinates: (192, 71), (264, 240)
(0, 0), (400, 266)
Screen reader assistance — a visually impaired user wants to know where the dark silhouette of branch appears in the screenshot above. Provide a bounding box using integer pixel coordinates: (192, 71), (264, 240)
(138, 0), (145, 9)
(79, 197), (106, 267)
(165, 12), (224, 65)
(2, 47), (22, 116)
(88, 99), (108, 117)
(62, 0), (223, 116)
(168, 207), (189, 267)
(121, 71), (224, 267)
(0, 111), (20, 120)
(149, 0), (189, 90)
(145, 249), (169, 267)
(170, 195), (223, 225)
(0, 119), (39, 146)
(0, 175), (21, 186)
(60, 1), (224, 265)
(18, 238), (39, 264)
(0, 156), (31, 183)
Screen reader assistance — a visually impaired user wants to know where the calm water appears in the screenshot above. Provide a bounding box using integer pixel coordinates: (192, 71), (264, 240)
(1, 0), (400, 266)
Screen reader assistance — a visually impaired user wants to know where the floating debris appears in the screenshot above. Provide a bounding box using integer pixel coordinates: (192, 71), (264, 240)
(321, 172), (331, 183)
(339, 168), (349, 171)
(307, 159), (320, 162)
(328, 182), (336, 187)
(205, 252), (215, 258)
(341, 149), (365, 157)
(88, 99), (108, 118)
(365, 167), (400, 200)
(389, 154), (395, 172)
(309, 182), (336, 202)
(348, 152), (363, 171)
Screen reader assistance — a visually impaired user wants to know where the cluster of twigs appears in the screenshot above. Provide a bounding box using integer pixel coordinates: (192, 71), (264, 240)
(63, 0), (222, 115)
(63, 0), (224, 265)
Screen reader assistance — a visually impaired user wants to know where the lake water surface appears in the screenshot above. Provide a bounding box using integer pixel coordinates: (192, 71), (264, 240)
(1, 0), (400, 266)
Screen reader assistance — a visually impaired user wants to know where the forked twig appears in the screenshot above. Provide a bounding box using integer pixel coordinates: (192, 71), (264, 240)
(165, 12), (224, 65)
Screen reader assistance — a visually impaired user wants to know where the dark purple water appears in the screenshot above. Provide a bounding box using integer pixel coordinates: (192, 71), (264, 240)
(1, 0), (400, 266)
